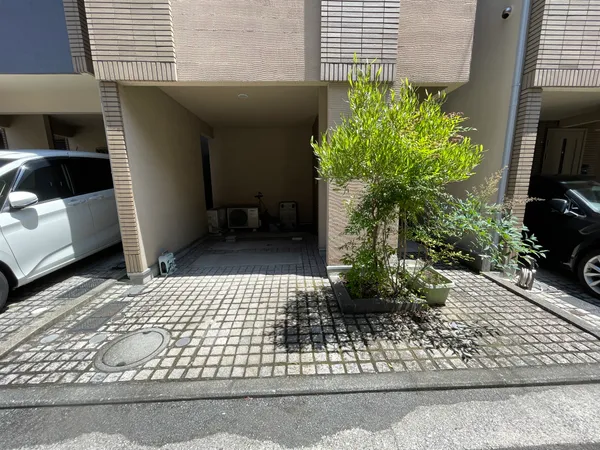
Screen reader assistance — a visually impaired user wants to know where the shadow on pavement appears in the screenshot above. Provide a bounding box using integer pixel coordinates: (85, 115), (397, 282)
(269, 287), (498, 361)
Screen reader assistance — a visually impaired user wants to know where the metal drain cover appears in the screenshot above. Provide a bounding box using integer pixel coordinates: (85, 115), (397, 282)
(94, 328), (170, 372)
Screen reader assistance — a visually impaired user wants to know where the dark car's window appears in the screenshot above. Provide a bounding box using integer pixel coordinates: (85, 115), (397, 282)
(66, 158), (113, 196)
(0, 168), (17, 206)
(564, 181), (600, 213)
(14, 159), (72, 203)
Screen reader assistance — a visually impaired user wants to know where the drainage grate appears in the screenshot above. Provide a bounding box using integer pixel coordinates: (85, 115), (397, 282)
(57, 278), (108, 299)
(69, 301), (128, 333)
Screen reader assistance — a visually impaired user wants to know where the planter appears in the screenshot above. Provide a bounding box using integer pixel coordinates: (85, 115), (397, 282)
(327, 266), (425, 314)
(403, 260), (455, 306)
(412, 267), (455, 306)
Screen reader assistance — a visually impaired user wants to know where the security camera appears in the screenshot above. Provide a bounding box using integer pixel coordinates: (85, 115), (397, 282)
(502, 6), (513, 19)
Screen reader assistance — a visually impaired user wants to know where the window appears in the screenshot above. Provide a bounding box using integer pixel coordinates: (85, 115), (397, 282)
(65, 158), (113, 196)
(0, 168), (17, 207)
(15, 159), (72, 203)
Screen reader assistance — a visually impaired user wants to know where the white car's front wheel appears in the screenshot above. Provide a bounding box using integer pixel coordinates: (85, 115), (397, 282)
(577, 250), (600, 298)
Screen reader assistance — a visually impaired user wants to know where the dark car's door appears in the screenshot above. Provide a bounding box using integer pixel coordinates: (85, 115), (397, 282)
(526, 177), (593, 263)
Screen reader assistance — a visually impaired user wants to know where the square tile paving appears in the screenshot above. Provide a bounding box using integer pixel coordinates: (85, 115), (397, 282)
(1, 236), (599, 387)
(532, 267), (600, 329)
(0, 246), (125, 344)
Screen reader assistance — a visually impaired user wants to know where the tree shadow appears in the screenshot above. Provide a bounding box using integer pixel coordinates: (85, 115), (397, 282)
(269, 287), (498, 361)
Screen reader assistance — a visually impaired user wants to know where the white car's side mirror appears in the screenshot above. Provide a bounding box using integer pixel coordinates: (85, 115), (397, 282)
(8, 191), (38, 209)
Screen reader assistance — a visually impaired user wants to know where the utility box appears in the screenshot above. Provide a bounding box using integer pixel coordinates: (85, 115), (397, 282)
(279, 201), (297, 230)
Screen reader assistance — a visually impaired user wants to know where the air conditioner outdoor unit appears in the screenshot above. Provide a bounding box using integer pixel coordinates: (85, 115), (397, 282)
(227, 207), (260, 229)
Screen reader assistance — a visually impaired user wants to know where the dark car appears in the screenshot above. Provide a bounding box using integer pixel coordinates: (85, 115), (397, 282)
(525, 175), (600, 298)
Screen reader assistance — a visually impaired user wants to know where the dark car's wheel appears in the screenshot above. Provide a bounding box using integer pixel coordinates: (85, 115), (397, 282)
(0, 272), (8, 310)
(577, 250), (600, 298)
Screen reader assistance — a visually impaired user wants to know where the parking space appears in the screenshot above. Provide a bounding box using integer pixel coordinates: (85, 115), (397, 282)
(533, 266), (600, 329)
(1, 237), (599, 387)
(0, 246), (125, 345)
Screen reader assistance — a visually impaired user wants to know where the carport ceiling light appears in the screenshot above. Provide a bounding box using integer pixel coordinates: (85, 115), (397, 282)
(237, 93), (249, 99)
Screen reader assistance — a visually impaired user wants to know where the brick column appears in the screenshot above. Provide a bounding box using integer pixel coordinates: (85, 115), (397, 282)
(98, 81), (149, 283)
(325, 83), (397, 265)
(505, 87), (543, 221)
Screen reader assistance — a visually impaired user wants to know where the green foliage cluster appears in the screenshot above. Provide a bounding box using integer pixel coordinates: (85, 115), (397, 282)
(448, 172), (546, 275)
(312, 63), (543, 300)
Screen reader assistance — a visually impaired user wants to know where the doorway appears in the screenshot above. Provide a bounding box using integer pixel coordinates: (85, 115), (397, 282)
(542, 128), (586, 175)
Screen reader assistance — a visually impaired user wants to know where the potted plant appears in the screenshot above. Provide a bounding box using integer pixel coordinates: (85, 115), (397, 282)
(447, 171), (546, 281)
(312, 61), (484, 311)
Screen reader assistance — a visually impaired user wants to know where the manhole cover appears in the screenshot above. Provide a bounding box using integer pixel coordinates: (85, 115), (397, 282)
(94, 328), (170, 372)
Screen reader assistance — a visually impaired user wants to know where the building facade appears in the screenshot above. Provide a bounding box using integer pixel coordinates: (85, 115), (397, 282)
(446, 0), (600, 221)
(0, 0), (478, 282)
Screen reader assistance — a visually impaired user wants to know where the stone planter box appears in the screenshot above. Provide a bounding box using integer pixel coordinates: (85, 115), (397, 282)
(327, 266), (425, 314)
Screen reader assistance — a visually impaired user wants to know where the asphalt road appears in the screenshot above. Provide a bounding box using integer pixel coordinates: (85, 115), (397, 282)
(2, 384), (600, 449)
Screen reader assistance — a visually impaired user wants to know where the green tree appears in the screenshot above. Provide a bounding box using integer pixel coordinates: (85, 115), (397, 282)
(312, 64), (484, 298)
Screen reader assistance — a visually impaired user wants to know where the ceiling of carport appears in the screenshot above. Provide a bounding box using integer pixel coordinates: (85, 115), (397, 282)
(541, 89), (600, 121)
(160, 86), (319, 127)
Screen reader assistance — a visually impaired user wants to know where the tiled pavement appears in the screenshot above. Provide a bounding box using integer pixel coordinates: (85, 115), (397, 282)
(1, 236), (600, 387)
(533, 267), (600, 330)
(0, 246), (125, 344)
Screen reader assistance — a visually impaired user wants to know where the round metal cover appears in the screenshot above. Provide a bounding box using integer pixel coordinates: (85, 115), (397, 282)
(89, 333), (109, 345)
(40, 334), (60, 344)
(175, 337), (191, 347)
(94, 328), (170, 372)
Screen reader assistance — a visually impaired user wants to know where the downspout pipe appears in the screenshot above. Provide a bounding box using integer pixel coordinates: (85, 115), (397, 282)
(497, 0), (532, 204)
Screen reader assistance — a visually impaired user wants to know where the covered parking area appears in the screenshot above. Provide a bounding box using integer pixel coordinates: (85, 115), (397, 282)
(0, 75), (107, 153)
(110, 83), (327, 283)
(531, 89), (600, 180)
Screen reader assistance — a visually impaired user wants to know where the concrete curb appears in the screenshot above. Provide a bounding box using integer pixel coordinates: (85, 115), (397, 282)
(1, 363), (600, 409)
(482, 272), (600, 340)
(0, 277), (121, 360)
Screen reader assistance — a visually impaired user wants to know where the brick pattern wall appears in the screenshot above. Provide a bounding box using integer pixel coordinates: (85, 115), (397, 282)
(506, 88), (543, 220)
(320, 0), (399, 82)
(325, 83), (397, 265)
(62, 0), (93, 73)
(524, 0), (600, 88)
(99, 81), (146, 274)
(84, 0), (177, 81)
(395, 0), (477, 84)
(173, 0), (320, 82)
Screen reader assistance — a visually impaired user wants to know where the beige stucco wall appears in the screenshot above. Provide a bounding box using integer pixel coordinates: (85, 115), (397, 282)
(443, 0), (524, 199)
(172, 0), (320, 82)
(209, 126), (314, 224)
(68, 119), (107, 152)
(396, 0), (477, 85)
(4, 115), (52, 149)
(119, 86), (207, 269)
(0, 75), (101, 114)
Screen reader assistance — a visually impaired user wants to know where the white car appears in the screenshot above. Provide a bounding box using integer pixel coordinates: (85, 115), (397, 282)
(0, 150), (121, 309)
